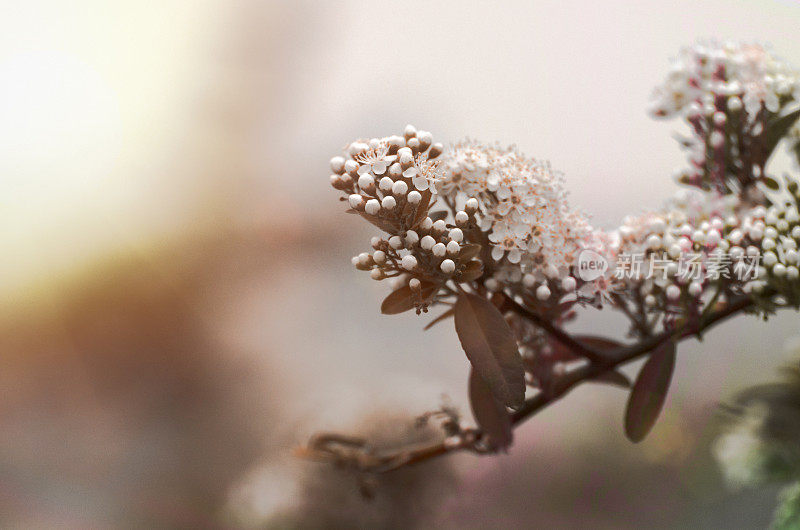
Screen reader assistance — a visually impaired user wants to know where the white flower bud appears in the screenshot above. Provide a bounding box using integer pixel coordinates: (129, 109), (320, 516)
(646, 235), (662, 250)
(446, 240), (460, 255)
(420, 235), (435, 250)
(763, 251), (778, 268)
(786, 249), (799, 265)
(408, 277), (421, 290)
(788, 266), (800, 280)
(407, 190), (422, 204)
(379, 176), (394, 191)
(419, 217), (433, 231)
(688, 281), (703, 297)
(778, 219), (790, 233)
(432, 220), (447, 233)
(536, 284), (551, 301)
(358, 252), (371, 266)
(449, 228), (464, 242)
(389, 236), (403, 249)
(330, 156), (345, 174)
(465, 198), (479, 212)
(773, 263), (787, 277)
(645, 294), (656, 307)
(748, 226), (764, 241)
(401, 255), (418, 271)
(349, 194), (363, 209)
(765, 227), (778, 240)
(666, 284), (681, 301)
(793, 226), (800, 239)
(523, 274), (536, 288)
(668, 244), (682, 259)
(351, 256), (359, 266)
(392, 180), (408, 196)
(371, 236), (382, 248)
(358, 174), (374, 190)
(691, 230), (705, 244)
(373, 250), (386, 264)
(706, 230), (721, 246)
(455, 211), (469, 225)
(365, 199), (380, 215)
(405, 230), (419, 246)
(381, 196), (396, 210)
(329, 174), (340, 187)
(728, 96), (743, 112)
(485, 278), (500, 292)
(762, 237), (776, 251)
(432, 242), (447, 257)
(440, 259), (456, 274)
(562, 276), (576, 292)
(344, 159), (359, 175)
(370, 268), (384, 280)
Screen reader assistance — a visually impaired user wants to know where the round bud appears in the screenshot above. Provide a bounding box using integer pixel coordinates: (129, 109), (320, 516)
(446, 240), (460, 255)
(465, 198), (479, 212)
(666, 284), (681, 301)
(349, 194), (364, 209)
(455, 211), (469, 225)
(773, 263), (787, 277)
(562, 276), (576, 292)
(365, 199), (380, 215)
(373, 250), (386, 264)
(379, 176), (394, 191)
(405, 230), (420, 246)
(389, 236), (403, 249)
(330, 156), (345, 174)
(763, 251), (778, 268)
(370, 268), (384, 280)
(358, 174), (374, 190)
(420, 235), (435, 250)
(381, 196), (396, 210)
(440, 259), (456, 274)
(419, 217), (433, 231)
(407, 190), (422, 204)
(688, 281), (703, 297)
(432, 243), (447, 257)
(401, 255), (418, 271)
(536, 284), (551, 301)
(432, 219), (447, 234)
(523, 274), (536, 288)
(392, 180), (408, 196)
(408, 278), (421, 290)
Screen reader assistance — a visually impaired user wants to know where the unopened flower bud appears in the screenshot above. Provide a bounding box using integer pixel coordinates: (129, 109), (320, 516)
(420, 235), (435, 250)
(455, 211), (469, 225)
(379, 176), (394, 191)
(432, 220), (447, 234)
(349, 194), (364, 209)
(370, 268), (384, 280)
(373, 250), (386, 264)
(446, 240), (460, 255)
(666, 284), (681, 301)
(405, 230), (420, 246)
(562, 276), (576, 292)
(432, 242), (447, 257)
(407, 190), (422, 204)
(389, 236), (403, 249)
(440, 259), (456, 274)
(401, 255), (418, 271)
(536, 284), (551, 301)
(392, 180), (408, 196)
(465, 198), (479, 212)
(449, 228), (464, 242)
(382, 196), (396, 210)
(365, 199), (380, 215)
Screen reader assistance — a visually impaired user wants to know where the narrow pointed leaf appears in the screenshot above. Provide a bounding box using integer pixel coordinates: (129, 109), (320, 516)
(454, 292), (525, 409)
(765, 107), (800, 160)
(469, 369), (512, 450)
(624, 342), (676, 442)
(591, 370), (631, 389)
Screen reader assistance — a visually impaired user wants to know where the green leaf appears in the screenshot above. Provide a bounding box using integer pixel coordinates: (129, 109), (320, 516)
(454, 292), (525, 409)
(468, 369), (513, 450)
(624, 341), (676, 442)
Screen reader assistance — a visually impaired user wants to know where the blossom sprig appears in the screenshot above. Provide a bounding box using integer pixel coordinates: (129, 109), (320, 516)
(650, 41), (800, 195)
(307, 41), (800, 477)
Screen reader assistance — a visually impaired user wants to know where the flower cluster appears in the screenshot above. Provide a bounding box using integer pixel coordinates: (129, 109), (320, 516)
(650, 41), (800, 194)
(441, 141), (597, 301)
(329, 125), (482, 313)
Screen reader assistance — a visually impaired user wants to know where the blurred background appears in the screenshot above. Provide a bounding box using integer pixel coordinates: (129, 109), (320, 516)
(2, 0), (800, 527)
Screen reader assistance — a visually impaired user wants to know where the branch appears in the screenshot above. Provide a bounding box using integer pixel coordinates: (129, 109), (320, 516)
(298, 294), (755, 473)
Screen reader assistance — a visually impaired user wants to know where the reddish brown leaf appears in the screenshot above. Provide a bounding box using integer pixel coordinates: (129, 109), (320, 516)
(458, 244), (482, 261)
(380, 281), (437, 315)
(591, 370), (631, 389)
(469, 369), (513, 450)
(454, 292), (525, 409)
(423, 307), (455, 330)
(624, 342), (676, 442)
(456, 260), (483, 282)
